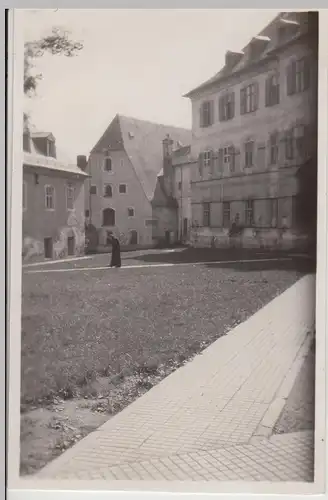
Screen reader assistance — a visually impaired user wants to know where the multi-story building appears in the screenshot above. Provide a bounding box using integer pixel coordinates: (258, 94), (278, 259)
(22, 129), (89, 261)
(158, 11), (318, 250)
(85, 114), (191, 249)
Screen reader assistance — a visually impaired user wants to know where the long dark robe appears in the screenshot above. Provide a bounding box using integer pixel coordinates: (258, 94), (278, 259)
(110, 238), (121, 267)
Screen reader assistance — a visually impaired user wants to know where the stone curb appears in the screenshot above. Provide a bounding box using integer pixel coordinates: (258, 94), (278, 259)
(250, 329), (314, 443)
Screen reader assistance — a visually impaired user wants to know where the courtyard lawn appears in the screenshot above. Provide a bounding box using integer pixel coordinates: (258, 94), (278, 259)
(21, 257), (306, 407)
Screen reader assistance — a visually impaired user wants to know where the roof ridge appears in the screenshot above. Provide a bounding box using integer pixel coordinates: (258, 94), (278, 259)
(118, 114), (190, 132)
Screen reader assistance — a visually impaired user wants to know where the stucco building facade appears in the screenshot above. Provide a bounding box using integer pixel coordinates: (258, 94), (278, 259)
(185, 11), (318, 249)
(85, 114), (190, 250)
(22, 130), (89, 262)
(156, 11), (318, 250)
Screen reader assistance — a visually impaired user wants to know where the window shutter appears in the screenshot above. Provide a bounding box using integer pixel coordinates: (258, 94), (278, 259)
(231, 92), (235, 119)
(199, 105), (204, 128)
(218, 148), (224, 172)
(229, 146), (235, 172)
(209, 100), (214, 125)
(198, 153), (204, 177)
(240, 88), (245, 115)
(254, 81), (259, 110)
(304, 58), (311, 90)
(265, 77), (270, 107)
(218, 97), (223, 121)
(287, 61), (296, 95)
(209, 150), (214, 175)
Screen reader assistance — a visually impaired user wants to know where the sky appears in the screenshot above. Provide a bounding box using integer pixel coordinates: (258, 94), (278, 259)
(22, 9), (280, 161)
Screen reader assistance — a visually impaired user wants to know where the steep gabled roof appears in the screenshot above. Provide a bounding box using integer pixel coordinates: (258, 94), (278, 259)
(91, 114), (191, 201)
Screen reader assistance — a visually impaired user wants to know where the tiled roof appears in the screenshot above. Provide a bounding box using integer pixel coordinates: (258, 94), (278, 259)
(91, 114), (191, 201)
(184, 12), (306, 97)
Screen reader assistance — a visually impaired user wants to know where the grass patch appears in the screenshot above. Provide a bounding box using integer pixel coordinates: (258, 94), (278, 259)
(21, 261), (304, 407)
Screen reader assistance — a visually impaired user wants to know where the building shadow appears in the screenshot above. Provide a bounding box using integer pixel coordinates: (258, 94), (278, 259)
(124, 246), (316, 272)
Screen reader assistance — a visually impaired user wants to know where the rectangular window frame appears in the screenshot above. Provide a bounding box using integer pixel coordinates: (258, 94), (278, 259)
(128, 207), (135, 217)
(45, 185), (55, 211)
(241, 83), (258, 114)
(269, 133), (279, 165)
(66, 183), (75, 211)
(222, 201), (231, 228)
(245, 199), (254, 227)
(244, 141), (254, 168)
(203, 202), (211, 227)
(119, 183), (127, 194)
(200, 100), (214, 128)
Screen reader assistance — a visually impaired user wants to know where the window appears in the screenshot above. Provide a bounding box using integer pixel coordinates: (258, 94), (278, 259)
(240, 83), (258, 114)
(203, 151), (212, 168)
(128, 207), (135, 217)
(269, 133), (279, 165)
(34, 173), (39, 185)
(145, 219), (158, 227)
(119, 184), (127, 194)
(104, 184), (112, 197)
(178, 181), (182, 191)
(22, 181), (27, 211)
(294, 125), (307, 158)
(104, 156), (112, 172)
(223, 202), (231, 228)
(45, 185), (55, 210)
(90, 185), (97, 195)
(223, 146), (235, 172)
(44, 237), (53, 259)
(66, 183), (75, 210)
(287, 57), (310, 95)
(102, 208), (115, 227)
(85, 209), (90, 217)
(200, 100), (214, 128)
(278, 23), (299, 44)
(245, 200), (254, 226)
(48, 140), (56, 158)
(219, 92), (235, 121)
(285, 125), (307, 160)
(244, 141), (254, 168)
(269, 198), (278, 228)
(265, 74), (280, 106)
(203, 202), (211, 227)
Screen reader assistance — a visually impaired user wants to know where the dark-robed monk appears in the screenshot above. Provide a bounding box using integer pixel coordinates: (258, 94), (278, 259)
(108, 234), (121, 268)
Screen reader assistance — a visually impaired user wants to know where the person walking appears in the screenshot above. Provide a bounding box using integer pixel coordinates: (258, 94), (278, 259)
(108, 233), (121, 268)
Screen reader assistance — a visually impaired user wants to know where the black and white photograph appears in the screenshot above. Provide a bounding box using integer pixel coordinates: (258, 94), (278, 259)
(7, 8), (326, 493)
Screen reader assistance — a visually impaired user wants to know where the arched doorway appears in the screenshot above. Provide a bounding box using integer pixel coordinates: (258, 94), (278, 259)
(102, 208), (115, 227)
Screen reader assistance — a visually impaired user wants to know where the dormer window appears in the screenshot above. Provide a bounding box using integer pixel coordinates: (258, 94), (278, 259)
(47, 139), (56, 158)
(278, 18), (300, 44)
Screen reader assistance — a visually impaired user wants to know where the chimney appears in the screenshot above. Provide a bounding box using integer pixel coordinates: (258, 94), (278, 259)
(225, 51), (243, 69)
(162, 135), (174, 197)
(77, 155), (87, 171)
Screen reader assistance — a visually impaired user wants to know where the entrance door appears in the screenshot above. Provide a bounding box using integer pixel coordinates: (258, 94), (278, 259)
(183, 218), (188, 239)
(165, 231), (170, 245)
(130, 230), (138, 245)
(44, 237), (53, 259)
(67, 236), (75, 256)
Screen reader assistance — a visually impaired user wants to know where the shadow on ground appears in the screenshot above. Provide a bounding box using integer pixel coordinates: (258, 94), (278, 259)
(124, 247), (316, 273)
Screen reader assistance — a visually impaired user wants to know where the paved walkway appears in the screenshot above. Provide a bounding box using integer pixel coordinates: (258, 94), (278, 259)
(36, 275), (315, 482)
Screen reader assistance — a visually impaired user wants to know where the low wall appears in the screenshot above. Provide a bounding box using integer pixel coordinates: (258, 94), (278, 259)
(190, 227), (311, 251)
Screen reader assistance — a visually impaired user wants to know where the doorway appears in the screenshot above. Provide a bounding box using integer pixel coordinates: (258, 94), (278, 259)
(183, 218), (188, 239)
(44, 237), (53, 259)
(67, 236), (75, 256)
(129, 230), (138, 245)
